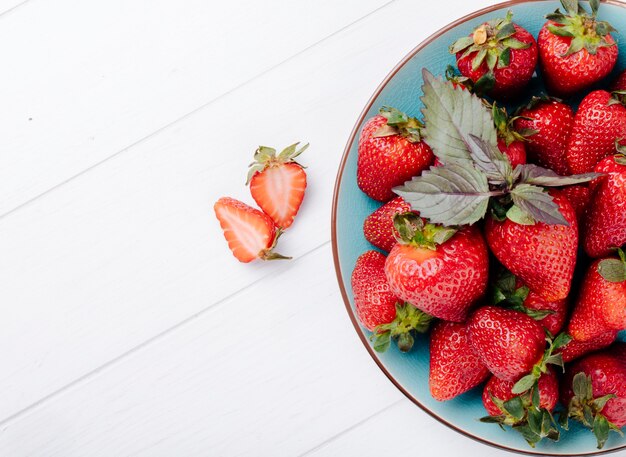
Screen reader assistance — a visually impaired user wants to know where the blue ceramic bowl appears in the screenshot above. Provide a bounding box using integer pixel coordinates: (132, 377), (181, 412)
(332, 1), (626, 454)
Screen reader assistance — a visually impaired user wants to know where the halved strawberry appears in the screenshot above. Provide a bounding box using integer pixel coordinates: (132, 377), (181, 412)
(214, 197), (288, 263)
(247, 143), (308, 229)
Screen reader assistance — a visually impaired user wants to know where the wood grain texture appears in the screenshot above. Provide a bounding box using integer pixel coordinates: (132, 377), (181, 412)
(0, 246), (405, 457)
(0, 0), (504, 454)
(0, 0), (388, 216)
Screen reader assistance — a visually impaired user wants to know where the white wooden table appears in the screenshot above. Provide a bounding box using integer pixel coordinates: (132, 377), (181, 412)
(0, 1), (518, 455)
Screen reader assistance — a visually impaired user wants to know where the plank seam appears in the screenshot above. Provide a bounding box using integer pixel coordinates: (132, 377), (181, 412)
(0, 0), (396, 221)
(0, 240), (331, 428)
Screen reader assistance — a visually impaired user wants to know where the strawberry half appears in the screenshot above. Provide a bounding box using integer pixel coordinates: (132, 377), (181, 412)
(247, 143), (308, 229)
(214, 197), (288, 263)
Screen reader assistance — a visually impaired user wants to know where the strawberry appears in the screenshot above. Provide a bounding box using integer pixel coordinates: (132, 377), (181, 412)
(482, 370), (558, 417)
(561, 349), (626, 448)
(351, 250), (433, 352)
(492, 104), (527, 168)
(450, 12), (537, 98)
(357, 107), (433, 202)
(561, 184), (591, 222)
(247, 143), (307, 229)
(514, 97), (573, 176)
(583, 154), (626, 258)
(568, 254), (626, 342)
(213, 197), (288, 263)
(480, 370), (560, 446)
(384, 214), (489, 322)
(362, 197), (412, 253)
(351, 251), (397, 332)
(467, 306), (546, 382)
(429, 321), (490, 401)
(485, 191), (578, 301)
(491, 270), (568, 335)
(566, 91), (626, 174)
(557, 331), (618, 363)
(537, 0), (617, 96)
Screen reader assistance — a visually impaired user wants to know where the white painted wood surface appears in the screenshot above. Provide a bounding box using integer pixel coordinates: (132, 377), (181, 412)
(0, 0), (523, 455)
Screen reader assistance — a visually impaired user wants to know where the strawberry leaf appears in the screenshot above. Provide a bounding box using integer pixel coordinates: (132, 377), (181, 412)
(516, 164), (602, 186)
(420, 69), (497, 165)
(506, 205), (535, 225)
(510, 184), (569, 226)
(393, 163), (492, 226)
(467, 134), (513, 185)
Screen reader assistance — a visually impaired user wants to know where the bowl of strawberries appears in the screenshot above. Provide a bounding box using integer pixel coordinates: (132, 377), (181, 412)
(332, 0), (626, 454)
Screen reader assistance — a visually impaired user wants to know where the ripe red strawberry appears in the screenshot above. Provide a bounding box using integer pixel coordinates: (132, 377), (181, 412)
(566, 91), (626, 174)
(485, 191), (578, 301)
(568, 255), (626, 342)
(214, 197), (288, 263)
(384, 215), (488, 322)
(362, 197), (412, 253)
(493, 105), (527, 168)
(351, 250), (432, 353)
(247, 143), (307, 229)
(482, 370), (559, 417)
(351, 251), (397, 332)
(561, 349), (626, 448)
(557, 331), (618, 363)
(450, 12), (537, 98)
(491, 270), (568, 335)
(514, 97), (573, 176)
(498, 138), (526, 169)
(357, 107), (433, 201)
(538, 0), (618, 96)
(583, 154), (626, 258)
(467, 306), (546, 382)
(480, 370), (561, 446)
(429, 321), (490, 401)
(561, 184), (591, 222)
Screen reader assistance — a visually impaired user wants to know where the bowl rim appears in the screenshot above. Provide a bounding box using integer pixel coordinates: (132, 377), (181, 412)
(330, 0), (626, 455)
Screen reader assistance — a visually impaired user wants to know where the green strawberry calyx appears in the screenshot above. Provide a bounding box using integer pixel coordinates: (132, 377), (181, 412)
(561, 372), (623, 449)
(392, 212), (458, 250)
(512, 332), (571, 395)
(445, 64), (474, 91)
(246, 142), (308, 184)
(372, 106), (424, 143)
(370, 302), (434, 353)
(492, 104), (536, 146)
(480, 384), (560, 447)
(597, 248), (626, 283)
(491, 270), (556, 320)
(393, 70), (603, 228)
(546, 0), (616, 56)
(449, 11), (530, 93)
(259, 228), (291, 261)
(613, 140), (626, 162)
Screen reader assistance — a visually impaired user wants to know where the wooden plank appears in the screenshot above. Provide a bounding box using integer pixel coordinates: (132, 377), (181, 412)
(303, 399), (502, 457)
(0, 0), (493, 425)
(0, 246), (405, 456)
(0, 0), (388, 215)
